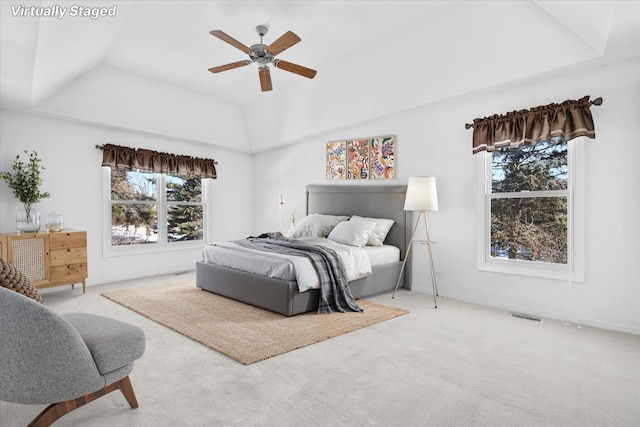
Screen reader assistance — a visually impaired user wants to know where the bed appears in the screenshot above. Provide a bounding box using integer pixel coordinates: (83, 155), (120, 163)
(196, 184), (412, 316)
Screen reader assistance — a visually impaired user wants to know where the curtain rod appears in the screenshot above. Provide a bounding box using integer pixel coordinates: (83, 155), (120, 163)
(464, 96), (603, 130)
(95, 144), (218, 164)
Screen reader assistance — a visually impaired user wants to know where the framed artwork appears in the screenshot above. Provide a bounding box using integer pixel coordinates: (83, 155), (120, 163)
(326, 141), (346, 180)
(326, 135), (395, 180)
(347, 139), (369, 180)
(370, 136), (395, 179)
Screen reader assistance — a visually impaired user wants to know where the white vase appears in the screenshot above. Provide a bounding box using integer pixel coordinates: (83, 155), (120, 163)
(16, 205), (40, 233)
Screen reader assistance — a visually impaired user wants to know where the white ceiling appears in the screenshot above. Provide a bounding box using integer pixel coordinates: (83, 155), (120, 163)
(1, 1), (639, 153)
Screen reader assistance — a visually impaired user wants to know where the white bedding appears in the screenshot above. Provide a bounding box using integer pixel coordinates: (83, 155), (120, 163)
(201, 237), (399, 292)
(362, 244), (400, 266)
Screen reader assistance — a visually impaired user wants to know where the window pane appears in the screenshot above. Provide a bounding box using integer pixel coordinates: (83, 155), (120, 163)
(167, 204), (203, 242)
(111, 169), (156, 201)
(491, 140), (567, 193)
(490, 197), (567, 264)
(111, 203), (158, 245)
(166, 175), (201, 202)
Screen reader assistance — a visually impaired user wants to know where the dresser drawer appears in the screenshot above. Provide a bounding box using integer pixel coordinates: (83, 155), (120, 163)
(50, 247), (87, 266)
(49, 231), (87, 250)
(50, 263), (88, 283)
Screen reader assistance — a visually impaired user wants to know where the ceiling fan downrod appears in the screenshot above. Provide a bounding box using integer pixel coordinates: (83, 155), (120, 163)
(250, 25), (273, 68)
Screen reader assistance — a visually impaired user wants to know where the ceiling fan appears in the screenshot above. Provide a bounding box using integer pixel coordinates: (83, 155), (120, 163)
(208, 25), (317, 92)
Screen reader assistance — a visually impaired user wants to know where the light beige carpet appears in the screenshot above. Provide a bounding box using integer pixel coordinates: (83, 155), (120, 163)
(102, 282), (408, 365)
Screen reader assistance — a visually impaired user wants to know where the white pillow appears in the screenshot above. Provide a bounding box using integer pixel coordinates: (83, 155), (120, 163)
(350, 215), (395, 246)
(327, 220), (377, 247)
(292, 214), (349, 238)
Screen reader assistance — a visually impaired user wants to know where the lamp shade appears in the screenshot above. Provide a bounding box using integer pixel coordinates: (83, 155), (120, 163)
(404, 176), (438, 211)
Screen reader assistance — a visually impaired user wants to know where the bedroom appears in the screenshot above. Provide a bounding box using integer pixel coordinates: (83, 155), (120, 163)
(1, 0), (639, 425)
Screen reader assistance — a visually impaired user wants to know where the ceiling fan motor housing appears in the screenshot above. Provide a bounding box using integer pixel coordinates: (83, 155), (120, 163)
(249, 43), (274, 67)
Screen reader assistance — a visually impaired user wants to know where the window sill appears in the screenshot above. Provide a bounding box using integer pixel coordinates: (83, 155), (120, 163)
(103, 240), (205, 258)
(478, 258), (584, 282)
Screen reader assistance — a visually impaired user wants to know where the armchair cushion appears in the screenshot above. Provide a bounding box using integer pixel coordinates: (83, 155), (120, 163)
(62, 313), (146, 375)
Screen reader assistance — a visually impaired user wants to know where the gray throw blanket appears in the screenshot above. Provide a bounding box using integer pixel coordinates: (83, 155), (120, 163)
(233, 233), (362, 314)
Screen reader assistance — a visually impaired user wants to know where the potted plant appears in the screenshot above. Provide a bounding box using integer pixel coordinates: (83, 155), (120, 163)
(0, 150), (50, 233)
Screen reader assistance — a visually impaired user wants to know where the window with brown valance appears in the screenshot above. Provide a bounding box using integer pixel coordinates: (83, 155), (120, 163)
(468, 95), (602, 154)
(100, 144), (217, 179)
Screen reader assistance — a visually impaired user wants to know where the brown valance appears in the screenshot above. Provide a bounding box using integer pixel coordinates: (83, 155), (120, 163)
(468, 96), (602, 154)
(100, 144), (217, 179)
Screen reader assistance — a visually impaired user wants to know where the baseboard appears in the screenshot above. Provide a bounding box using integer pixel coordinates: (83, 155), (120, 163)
(414, 290), (640, 336)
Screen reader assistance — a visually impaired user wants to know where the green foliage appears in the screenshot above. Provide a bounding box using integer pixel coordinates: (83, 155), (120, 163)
(491, 197), (567, 263)
(490, 140), (568, 264)
(110, 170), (157, 242)
(166, 175), (201, 202)
(110, 171), (202, 245)
(0, 150), (50, 205)
(167, 176), (203, 241)
(491, 140), (567, 192)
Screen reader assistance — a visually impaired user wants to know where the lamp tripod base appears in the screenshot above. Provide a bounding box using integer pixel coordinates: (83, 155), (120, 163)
(392, 211), (438, 308)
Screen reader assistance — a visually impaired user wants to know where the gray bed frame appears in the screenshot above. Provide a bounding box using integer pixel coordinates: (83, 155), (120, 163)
(196, 184), (411, 316)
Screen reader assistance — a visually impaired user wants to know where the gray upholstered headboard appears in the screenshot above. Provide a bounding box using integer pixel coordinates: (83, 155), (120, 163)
(306, 185), (409, 260)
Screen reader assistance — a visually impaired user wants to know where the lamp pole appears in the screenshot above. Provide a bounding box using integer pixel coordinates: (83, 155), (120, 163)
(392, 210), (438, 308)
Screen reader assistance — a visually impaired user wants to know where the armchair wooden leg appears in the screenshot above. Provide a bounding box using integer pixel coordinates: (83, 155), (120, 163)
(27, 376), (139, 427)
(119, 374), (139, 408)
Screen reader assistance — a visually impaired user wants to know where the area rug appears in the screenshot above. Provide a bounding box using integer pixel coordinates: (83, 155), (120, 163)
(101, 282), (409, 365)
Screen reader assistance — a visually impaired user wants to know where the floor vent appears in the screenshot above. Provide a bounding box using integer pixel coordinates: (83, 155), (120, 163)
(509, 312), (543, 322)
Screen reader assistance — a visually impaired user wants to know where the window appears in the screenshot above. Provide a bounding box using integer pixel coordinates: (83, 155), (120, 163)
(110, 169), (158, 245)
(476, 138), (584, 281)
(104, 168), (206, 253)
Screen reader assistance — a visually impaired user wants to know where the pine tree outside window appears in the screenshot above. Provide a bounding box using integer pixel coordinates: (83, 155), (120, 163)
(108, 170), (204, 247)
(166, 174), (204, 243)
(476, 138), (584, 281)
(490, 138), (568, 263)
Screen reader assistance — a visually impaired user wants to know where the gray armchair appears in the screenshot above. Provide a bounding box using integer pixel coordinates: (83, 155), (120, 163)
(0, 286), (146, 426)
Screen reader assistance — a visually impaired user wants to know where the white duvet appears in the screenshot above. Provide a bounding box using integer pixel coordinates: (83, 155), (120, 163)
(201, 237), (372, 292)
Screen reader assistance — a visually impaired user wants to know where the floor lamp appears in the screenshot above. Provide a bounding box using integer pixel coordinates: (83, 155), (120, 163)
(393, 176), (439, 308)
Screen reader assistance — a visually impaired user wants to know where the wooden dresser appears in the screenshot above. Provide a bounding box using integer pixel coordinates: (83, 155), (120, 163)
(0, 230), (88, 293)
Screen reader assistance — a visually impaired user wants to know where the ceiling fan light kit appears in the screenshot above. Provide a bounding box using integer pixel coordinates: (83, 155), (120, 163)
(209, 25), (317, 92)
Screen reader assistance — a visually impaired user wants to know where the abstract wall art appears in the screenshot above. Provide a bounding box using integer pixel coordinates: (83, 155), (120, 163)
(370, 136), (395, 179)
(347, 138), (370, 180)
(326, 140), (346, 180)
(326, 135), (395, 180)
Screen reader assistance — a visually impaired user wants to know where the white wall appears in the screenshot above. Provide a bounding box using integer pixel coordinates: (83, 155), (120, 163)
(2, 58), (637, 334)
(252, 58), (640, 335)
(0, 110), (253, 285)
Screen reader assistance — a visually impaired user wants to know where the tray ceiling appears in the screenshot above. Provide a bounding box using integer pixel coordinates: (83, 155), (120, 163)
(1, 1), (638, 152)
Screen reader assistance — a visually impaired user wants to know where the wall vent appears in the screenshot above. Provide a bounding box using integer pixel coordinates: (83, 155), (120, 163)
(509, 312), (543, 322)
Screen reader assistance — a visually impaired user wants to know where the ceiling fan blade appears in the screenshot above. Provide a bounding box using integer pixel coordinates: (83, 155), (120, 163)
(210, 30), (252, 54)
(267, 31), (301, 56)
(208, 60), (251, 73)
(259, 67), (273, 92)
(273, 60), (317, 79)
